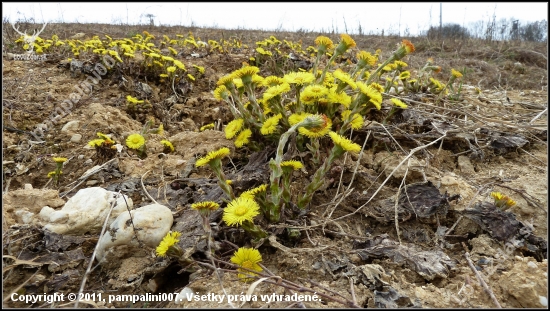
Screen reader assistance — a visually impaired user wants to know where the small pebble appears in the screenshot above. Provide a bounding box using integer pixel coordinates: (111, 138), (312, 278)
(24, 184), (33, 190)
(540, 296), (548, 307)
(78, 155), (84, 160)
(478, 258), (491, 265)
(86, 180), (99, 186)
(175, 287), (194, 305)
(527, 261), (537, 269)
(61, 120), (80, 132)
(147, 279), (159, 292)
(70, 134), (82, 143)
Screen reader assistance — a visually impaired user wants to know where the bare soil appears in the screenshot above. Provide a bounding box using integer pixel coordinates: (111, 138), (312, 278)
(2, 23), (548, 308)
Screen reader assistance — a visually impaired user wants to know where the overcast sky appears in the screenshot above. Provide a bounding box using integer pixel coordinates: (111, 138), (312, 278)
(2, 2), (548, 36)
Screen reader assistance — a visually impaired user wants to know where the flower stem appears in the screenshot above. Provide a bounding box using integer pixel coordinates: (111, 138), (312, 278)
(297, 146), (343, 209)
(241, 220), (268, 239)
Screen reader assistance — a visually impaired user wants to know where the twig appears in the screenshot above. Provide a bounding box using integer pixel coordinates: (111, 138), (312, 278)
(141, 170), (160, 205)
(519, 147), (547, 166)
(200, 259), (360, 308)
(331, 134), (447, 223)
(461, 242), (502, 308)
(206, 230), (235, 308)
(349, 277), (357, 307)
(326, 130), (371, 221)
(332, 128), (361, 205)
(3, 269), (40, 303)
(529, 107), (547, 124)
(379, 123), (406, 154)
(320, 229), (369, 240)
(405, 96), (546, 129)
(394, 161), (410, 244)
(445, 216), (463, 237)
(75, 191), (122, 308)
(303, 220), (319, 247)
(60, 158), (117, 198)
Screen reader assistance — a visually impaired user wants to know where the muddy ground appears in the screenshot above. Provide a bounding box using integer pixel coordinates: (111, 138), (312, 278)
(2, 24), (548, 308)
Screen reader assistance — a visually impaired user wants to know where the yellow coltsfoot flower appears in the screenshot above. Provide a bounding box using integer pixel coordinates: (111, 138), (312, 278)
(225, 119), (244, 139)
(213, 85), (230, 101)
(314, 36), (334, 53)
(260, 114), (283, 135)
(333, 69), (357, 89)
(200, 123), (215, 131)
(52, 157), (68, 163)
(390, 98), (408, 109)
(357, 50), (377, 67)
(281, 160), (303, 171)
(234, 129), (252, 148)
(263, 83), (290, 101)
(160, 140), (175, 153)
(357, 82), (383, 110)
(156, 231), (182, 257)
(298, 116), (332, 138)
(191, 201), (220, 212)
(329, 131), (362, 154)
(300, 84), (329, 105)
(283, 72), (315, 86)
(334, 34), (356, 55)
(451, 68), (463, 78)
(341, 110), (364, 130)
(195, 147), (231, 167)
(230, 247), (263, 282)
(126, 133), (145, 149)
(222, 197), (260, 226)
(239, 184), (268, 200)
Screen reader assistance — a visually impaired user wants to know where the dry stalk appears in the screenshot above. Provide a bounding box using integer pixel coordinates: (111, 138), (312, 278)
(331, 129), (353, 205)
(141, 170), (160, 205)
(60, 158), (118, 198)
(3, 269), (40, 303)
(330, 130), (371, 209)
(529, 107), (547, 124)
(198, 258), (361, 308)
(394, 160), (411, 245)
(461, 242), (502, 308)
(519, 147), (547, 166)
(349, 277), (357, 306)
(379, 122), (407, 154)
(330, 134), (447, 223)
(405, 96), (546, 129)
(74, 191), (122, 308)
(206, 230), (236, 308)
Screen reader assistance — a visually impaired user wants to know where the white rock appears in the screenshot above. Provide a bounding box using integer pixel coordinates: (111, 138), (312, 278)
(95, 204), (173, 262)
(175, 287), (194, 304)
(70, 134), (82, 143)
(540, 296), (548, 307)
(61, 120), (80, 132)
(24, 184), (33, 190)
(15, 209), (35, 224)
(39, 187), (133, 235)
